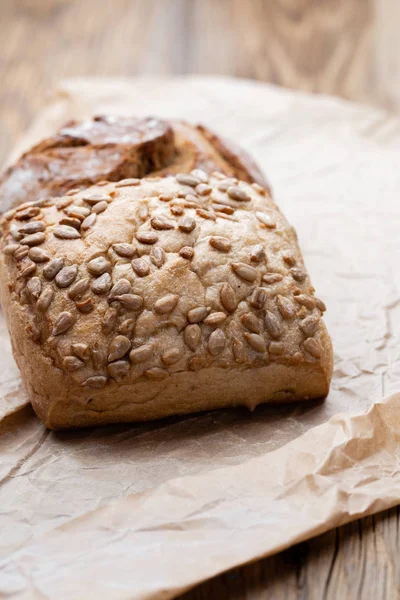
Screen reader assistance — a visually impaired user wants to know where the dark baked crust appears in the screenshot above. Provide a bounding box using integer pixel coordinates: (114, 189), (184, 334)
(0, 116), (268, 213)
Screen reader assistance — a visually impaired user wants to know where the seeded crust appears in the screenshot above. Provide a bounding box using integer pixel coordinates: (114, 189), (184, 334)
(0, 116), (267, 213)
(0, 172), (333, 429)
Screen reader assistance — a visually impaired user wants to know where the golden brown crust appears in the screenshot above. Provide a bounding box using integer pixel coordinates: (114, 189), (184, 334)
(0, 172), (332, 429)
(0, 116), (268, 213)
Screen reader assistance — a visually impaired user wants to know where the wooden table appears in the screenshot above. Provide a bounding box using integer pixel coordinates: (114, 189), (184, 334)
(1, 1), (399, 598)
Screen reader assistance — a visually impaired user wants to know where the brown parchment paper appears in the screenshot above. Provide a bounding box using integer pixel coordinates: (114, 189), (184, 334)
(1, 76), (400, 599)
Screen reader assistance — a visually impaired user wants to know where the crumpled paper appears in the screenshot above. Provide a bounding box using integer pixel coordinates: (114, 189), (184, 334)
(0, 76), (400, 599)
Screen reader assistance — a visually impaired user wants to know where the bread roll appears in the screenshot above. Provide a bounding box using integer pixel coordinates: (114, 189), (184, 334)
(0, 170), (333, 429)
(0, 116), (267, 212)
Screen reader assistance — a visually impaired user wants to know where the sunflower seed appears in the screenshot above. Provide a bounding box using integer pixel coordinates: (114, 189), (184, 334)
(178, 217), (196, 233)
(91, 345), (106, 369)
(3, 243), (20, 256)
(76, 297), (95, 313)
(184, 324), (201, 350)
(83, 376), (108, 389)
(68, 278), (90, 299)
(43, 258), (64, 280)
(196, 183), (212, 196)
(18, 262), (36, 278)
(203, 312), (227, 327)
(87, 256), (111, 276)
(212, 203), (235, 215)
(187, 306), (210, 323)
(176, 173), (201, 187)
(232, 338), (246, 362)
(191, 169), (208, 183)
(179, 246), (194, 259)
(3, 209), (15, 221)
(10, 224), (23, 241)
(231, 262), (257, 282)
(276, 295), (296, 319)
(218, 179), (236, 192)
(92, 272), (112, 294)
(56, 197), (73, 210)
(138, 204), (149, 221)
(59, 217), (81, 230)
(109, 279), (132, 300)
(54, 225), (81, 240)
(129, 344), (154, 364)
(56, 265), (78, 288)
(27, 277), (41, 299)
(18, 221), (45, 235)
(150, 246), (166, 268)
(262, 273), (283, 284)
(154, 294), (179, 315)
(256, 212), (276, 228)
(81, 213), (97, 230)
(282, 251), (296, 266)
(135, 231), (158, 244)
(63, 356), (84, 372)
(151, 215), (175, 231)
(300, 315), (320, 337)
(315, 298), (327, 312)
(108, 360), (130, 381)
(162, 347), (181, 365)
(170, 205), (184, 216)
(208, 329), (226, 355)
(250, 287), (267, 310)
(227, 186), (250, 202)
(108, 335), (131, 362)
(196, 208), (216, 221)
(115, 294), (143, 311)
(294, 294), (316, 309)
(116, 178), (140, 187)
(241, 313), (260, 333)
(209, 236), (231, 252)
(303, 337), (322, 358)
(252, 182), (267, 195)
(264, 311), (282, 339)
(250, 244), (265, 263)
(112, 244), (135, 259)
(244, 332), (266, 353)
(118, 318), (135, 336)
(35, 287), (54, 313)
(102, 308), (118, 335)
(26, 322), (40, 342)
(269, 341), (285, 355)
(72, 343), (90, 361)
(159, 193), (173, 202)
(22, 232), (45, 246)
(131, 258), (150, 277)
(28, 247), (50, 263)
(291, 268), (307, 282)
(16, 206), (40, 220)
(52, 311), (75, 336)
(219, 282), (236, 313)
(14, 245), (29, 260)
(65, 205), (91, 220)
(82, 192), (111, 205)
(92, 201), (108, 214)
(145, 367), (169, 381)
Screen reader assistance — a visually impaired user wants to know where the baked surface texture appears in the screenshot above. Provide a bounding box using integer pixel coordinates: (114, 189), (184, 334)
(0, 116), (267, 213)
(0, 171), (333, 429)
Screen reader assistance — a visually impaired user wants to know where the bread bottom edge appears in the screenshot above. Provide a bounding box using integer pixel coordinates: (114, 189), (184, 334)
(31, 362), (330, 430)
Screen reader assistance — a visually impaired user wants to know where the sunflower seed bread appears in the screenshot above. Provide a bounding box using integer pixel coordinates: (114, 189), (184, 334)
(0, 115), (267, 213)
(0, 170), (333, 429)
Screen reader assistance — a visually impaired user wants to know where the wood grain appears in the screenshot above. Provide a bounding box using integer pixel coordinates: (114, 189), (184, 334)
(1, 1), (400, 599)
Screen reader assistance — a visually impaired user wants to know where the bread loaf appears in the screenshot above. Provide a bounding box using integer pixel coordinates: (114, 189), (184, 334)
(0, 116), (267, 212)
(0, 170), (333, 429)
